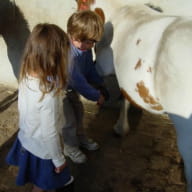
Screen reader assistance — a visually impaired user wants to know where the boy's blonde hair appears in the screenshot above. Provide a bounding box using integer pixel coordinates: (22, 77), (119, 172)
(67, 10), (104, 42)
(19, 23), (69, 99)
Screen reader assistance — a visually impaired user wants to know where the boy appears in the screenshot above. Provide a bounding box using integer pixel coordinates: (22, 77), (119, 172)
(63, 10), (108, 163)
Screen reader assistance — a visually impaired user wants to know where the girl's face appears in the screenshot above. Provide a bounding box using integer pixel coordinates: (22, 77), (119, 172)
(71, 38), (96, 51)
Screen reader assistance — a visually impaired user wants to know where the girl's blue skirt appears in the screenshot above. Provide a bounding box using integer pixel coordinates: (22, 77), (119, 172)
(6, 137), (72, 190)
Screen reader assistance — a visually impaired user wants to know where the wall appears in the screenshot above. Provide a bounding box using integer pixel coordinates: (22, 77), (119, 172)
(0, 0), (76, 88)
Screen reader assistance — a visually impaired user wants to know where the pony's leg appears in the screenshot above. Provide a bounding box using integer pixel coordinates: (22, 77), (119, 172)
(113, 98), (130, 136)
(169, 114), (192, 192)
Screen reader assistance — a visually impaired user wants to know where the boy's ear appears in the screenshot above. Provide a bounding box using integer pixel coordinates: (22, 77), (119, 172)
(94, 8), (105, 24)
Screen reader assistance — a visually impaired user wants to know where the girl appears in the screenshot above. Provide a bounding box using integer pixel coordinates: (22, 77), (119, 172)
(6, 23), (73, 192)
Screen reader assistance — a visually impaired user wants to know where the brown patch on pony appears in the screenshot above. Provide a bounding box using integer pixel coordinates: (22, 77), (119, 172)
(147, 67), (152, 73)
(136, 81), (163, 111)
(136, 39), (141, 45)
(77, 0), (95, 11)
(135, 59), (142, 70)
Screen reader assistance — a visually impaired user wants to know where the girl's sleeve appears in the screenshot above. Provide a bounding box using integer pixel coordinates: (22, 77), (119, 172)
(39, 94), (66, 167)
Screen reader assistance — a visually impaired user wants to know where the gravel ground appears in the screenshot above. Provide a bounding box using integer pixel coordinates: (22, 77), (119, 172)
(0, 83), (186, 192)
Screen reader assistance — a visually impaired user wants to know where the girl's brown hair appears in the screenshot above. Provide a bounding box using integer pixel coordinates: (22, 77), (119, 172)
(19, 23), (69, 99)
(67, 10), (104, 42)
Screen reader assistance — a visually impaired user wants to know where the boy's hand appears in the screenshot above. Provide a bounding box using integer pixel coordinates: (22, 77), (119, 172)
(55, 161), (67, 173)
(97, 94), (105, 106)
(97, 85), (110, 101)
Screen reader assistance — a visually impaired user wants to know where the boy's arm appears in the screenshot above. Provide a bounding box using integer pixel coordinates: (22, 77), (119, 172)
(69, 50), (108, 102)
(70, 66), (101, 101)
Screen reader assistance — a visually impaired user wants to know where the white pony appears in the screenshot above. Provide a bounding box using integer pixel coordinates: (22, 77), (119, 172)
(95, 4), (192, 192)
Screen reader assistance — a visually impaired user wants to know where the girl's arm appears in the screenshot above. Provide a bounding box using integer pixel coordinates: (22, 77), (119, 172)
(39, 93), (66, 168)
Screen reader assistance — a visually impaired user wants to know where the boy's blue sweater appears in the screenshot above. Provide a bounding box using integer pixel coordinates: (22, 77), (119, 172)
(67, 43), (103, 101)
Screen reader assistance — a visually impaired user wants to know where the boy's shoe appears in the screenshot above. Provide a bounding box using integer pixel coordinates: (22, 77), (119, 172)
(79, 137), (100, 151)
(64, 144), (87, 164)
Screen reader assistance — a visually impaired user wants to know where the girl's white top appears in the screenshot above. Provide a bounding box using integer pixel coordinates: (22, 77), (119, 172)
(18, 76), (66, 167)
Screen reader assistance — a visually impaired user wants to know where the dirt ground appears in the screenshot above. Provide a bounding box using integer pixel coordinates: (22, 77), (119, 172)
(0, 83), (187, 192)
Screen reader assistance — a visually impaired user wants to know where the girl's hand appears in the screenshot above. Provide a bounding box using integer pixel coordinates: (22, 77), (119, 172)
(55, 161), (67, 173)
